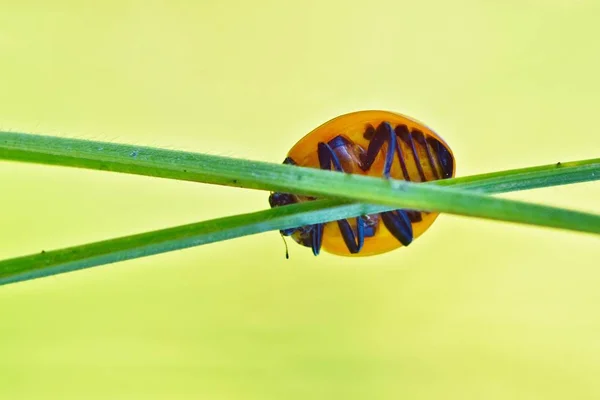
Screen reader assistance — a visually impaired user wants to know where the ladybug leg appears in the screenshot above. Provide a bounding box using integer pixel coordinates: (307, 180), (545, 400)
(275, 156), (300, 236)
(359, 123), (414, 246)
(360, 122), (397, 178)
(337, 217), (365, 254)
(317, 142), (365, 254)
(381, 210), (413, 246)
(311, 223), (324, 256)
(280, 227), (296, 236)
(318, 142), (345, 171)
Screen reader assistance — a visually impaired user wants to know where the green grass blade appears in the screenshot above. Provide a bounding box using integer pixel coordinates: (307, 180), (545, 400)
(0, 131), (599, 286)
(0, 166), (599, 287)
(1, 131), (599, 226)
(1, 158), (598, 285)
(0, 200), (387, 286)
(2, 132), (598, 195)
(439, 158), (600, 193)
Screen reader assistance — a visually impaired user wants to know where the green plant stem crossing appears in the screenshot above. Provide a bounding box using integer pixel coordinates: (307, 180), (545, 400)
(0, 131), (598, 286)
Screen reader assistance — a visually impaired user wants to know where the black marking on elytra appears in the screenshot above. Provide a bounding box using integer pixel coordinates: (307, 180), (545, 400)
(283, 156), (297, 165)
(381, 210), (414, 246)
(360, 122), (397, 178)
(403, 127), (426, 181)
(396, 125), (426, 181)
(363, 124), (376, 140)
(413, 129), (440, 180)
(406, 210), (422, 223)
(425, 138), (442, 178)
(393, 126), (412, 181)
(426, 137), (453, 179)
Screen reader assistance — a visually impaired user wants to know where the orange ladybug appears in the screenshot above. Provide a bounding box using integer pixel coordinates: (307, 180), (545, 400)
(268, 110), (456, 257)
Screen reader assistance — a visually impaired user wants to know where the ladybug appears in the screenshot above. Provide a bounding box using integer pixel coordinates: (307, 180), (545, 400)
(268, 110), (455, 257)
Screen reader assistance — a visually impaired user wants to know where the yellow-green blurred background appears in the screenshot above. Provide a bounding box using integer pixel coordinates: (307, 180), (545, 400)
(1, 1), (600, 399)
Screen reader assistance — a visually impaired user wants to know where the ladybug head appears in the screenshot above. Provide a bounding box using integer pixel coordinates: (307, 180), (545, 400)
(268, 192), (296, 208)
